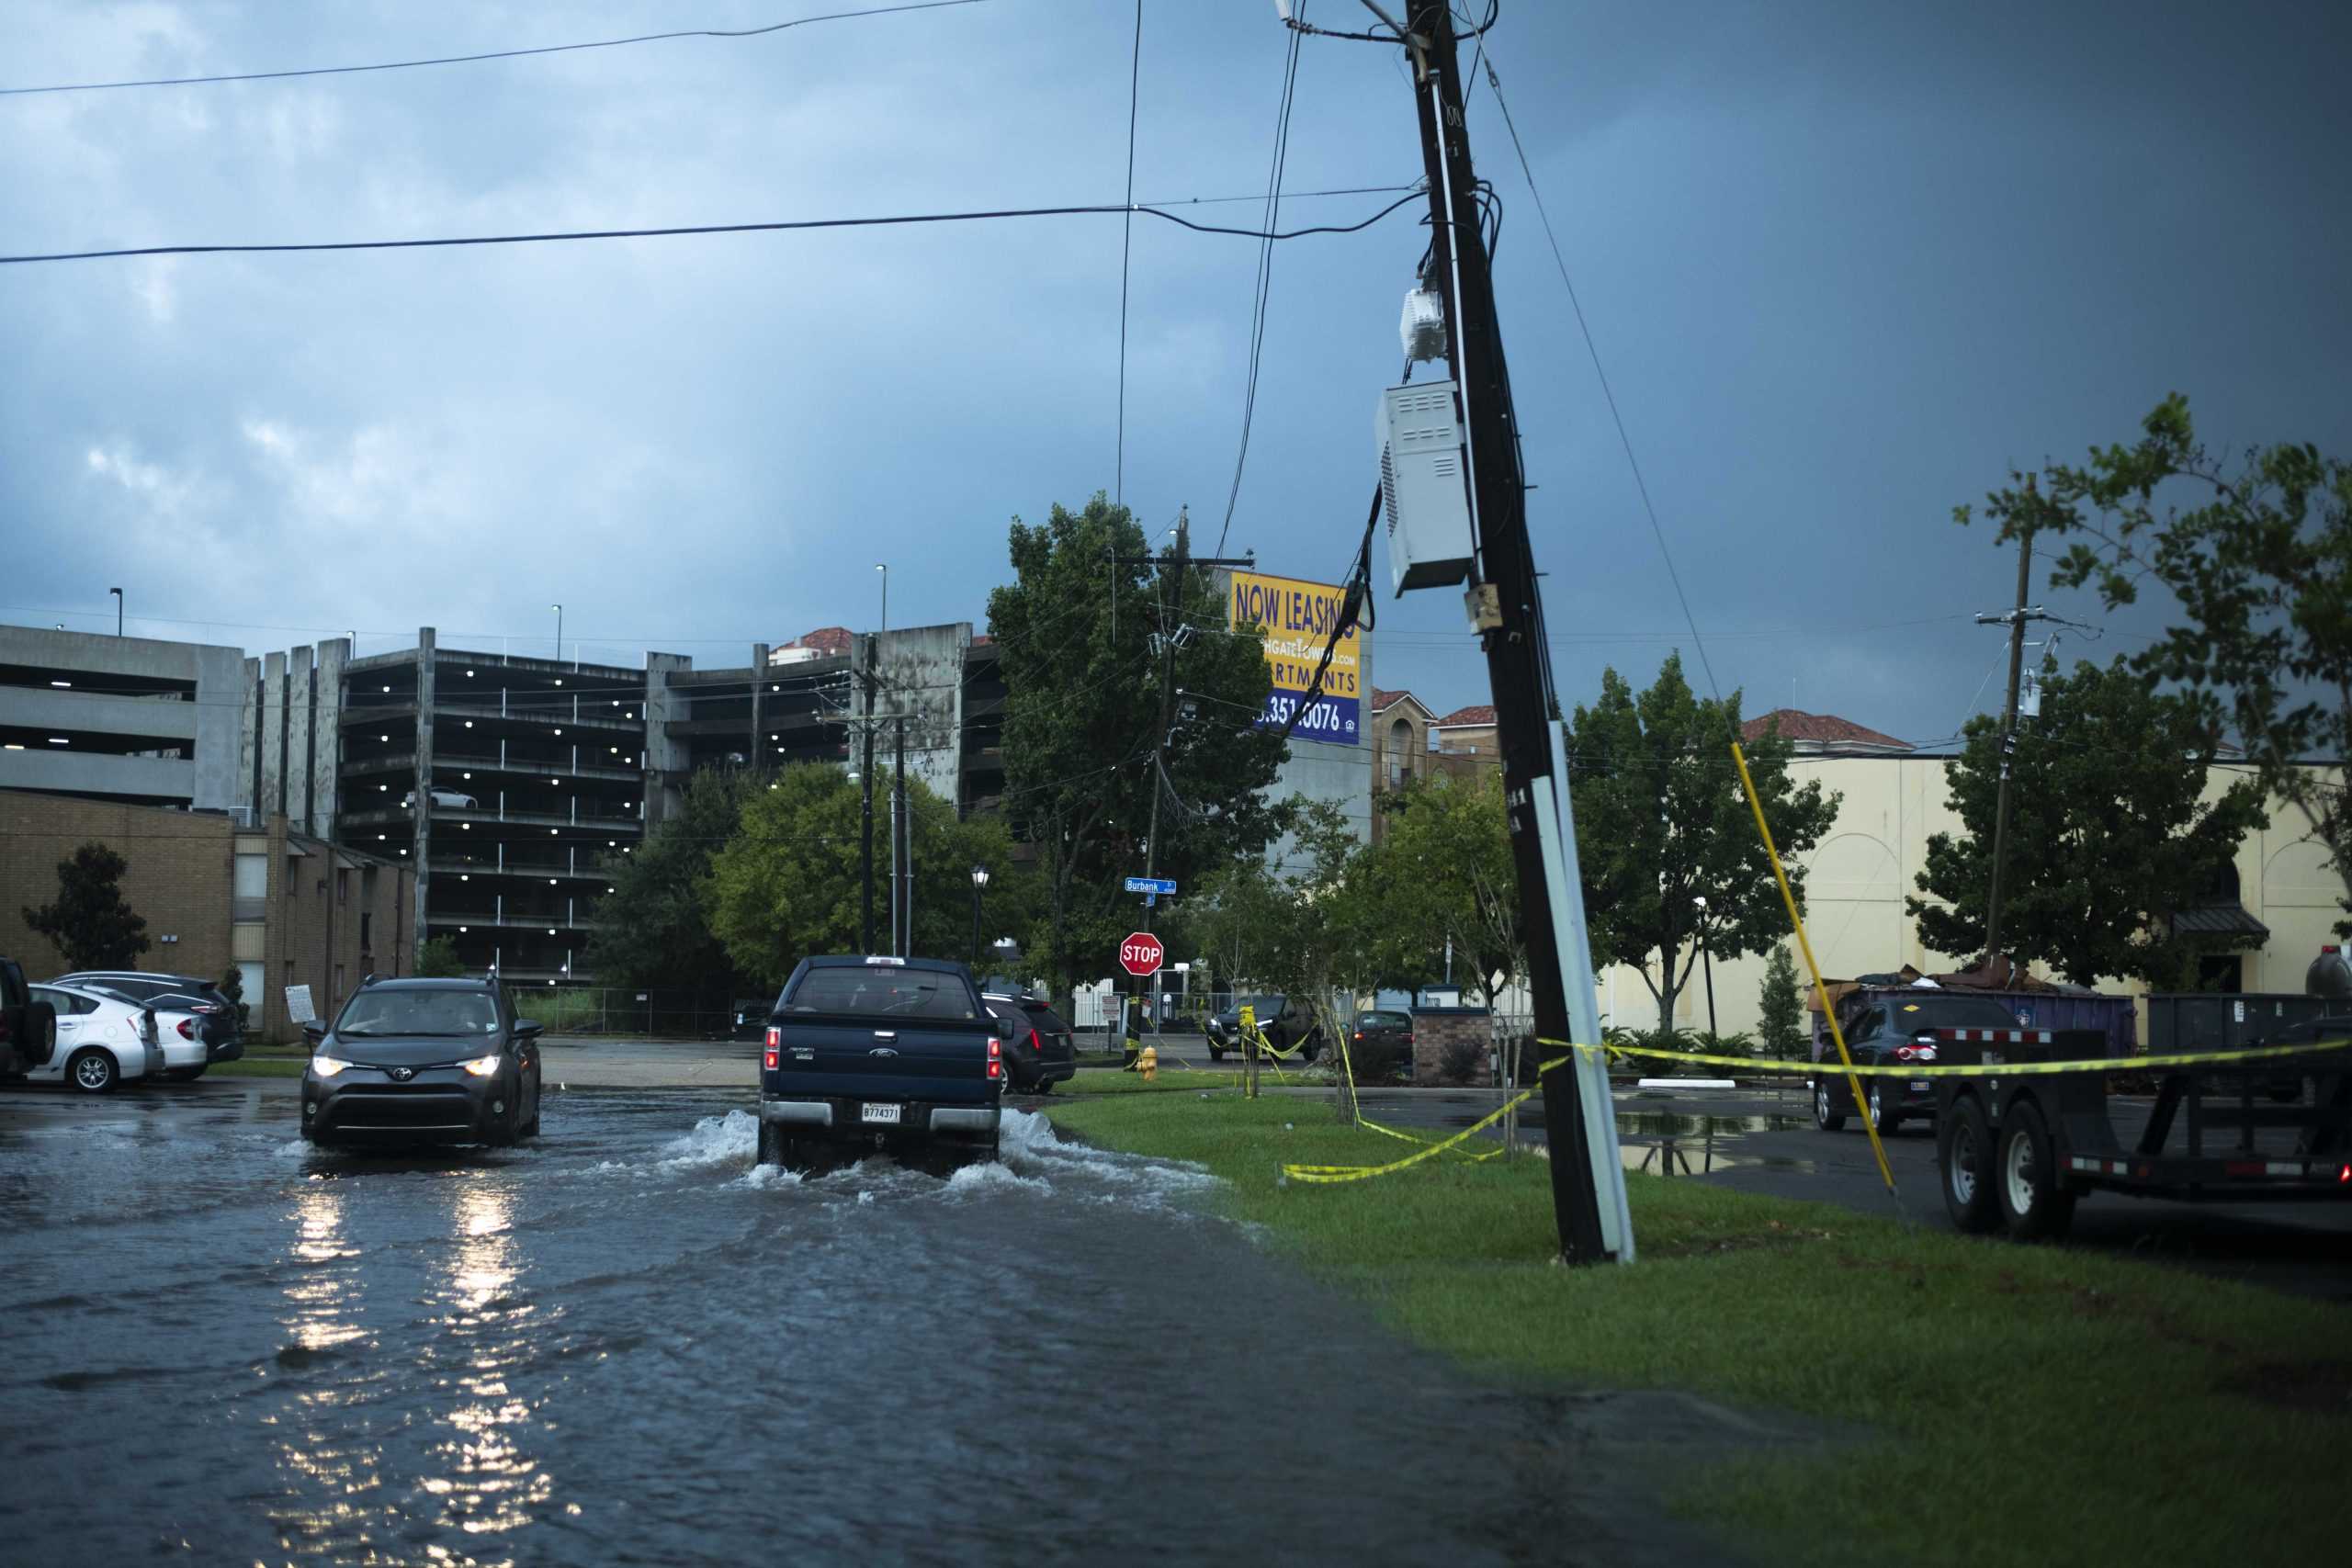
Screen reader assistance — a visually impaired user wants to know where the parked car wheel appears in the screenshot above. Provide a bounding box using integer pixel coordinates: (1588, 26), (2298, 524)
(1207, 1043), (1225, 1061)
(1867, 1081), (1900, 1136)
(68, 1049), (119, 1095)
(1938, 1096), (1999, 1234)
(1812, 1080), (1846, 1132)
(1995, 1100), (2075, 1242)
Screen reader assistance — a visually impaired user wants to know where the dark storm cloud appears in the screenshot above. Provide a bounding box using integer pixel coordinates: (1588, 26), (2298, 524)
(2, 2), (2345, 739)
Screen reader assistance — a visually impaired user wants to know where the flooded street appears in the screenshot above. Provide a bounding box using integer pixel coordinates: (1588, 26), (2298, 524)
(0, 1086), (1738, 1566)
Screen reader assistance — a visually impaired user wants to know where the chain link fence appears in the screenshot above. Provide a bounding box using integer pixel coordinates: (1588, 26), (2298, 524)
(498, 987), (763, 1042)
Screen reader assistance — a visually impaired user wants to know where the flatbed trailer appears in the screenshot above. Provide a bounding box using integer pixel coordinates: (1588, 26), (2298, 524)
(1927, 1026), (2352, 1240)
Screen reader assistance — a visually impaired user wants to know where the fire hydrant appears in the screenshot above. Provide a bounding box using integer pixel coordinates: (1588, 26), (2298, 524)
(1137, 1043), (1159, 1081)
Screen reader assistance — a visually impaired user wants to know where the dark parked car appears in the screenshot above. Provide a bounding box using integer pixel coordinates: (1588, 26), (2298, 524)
(1811, 993), (2023, 1135)
(51, 971), (244, 1074)
(728, 998), (773, 1043)
(1345, 1009), (1416, 1083)
(1, 956), (59, 1080)
(1205, 995), (1321, 1063)
(983, 991), (1078, 1093)
(300, 976), (544, 1147)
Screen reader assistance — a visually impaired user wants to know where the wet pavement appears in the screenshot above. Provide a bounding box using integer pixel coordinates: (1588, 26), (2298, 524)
(0, 1081), (1782, 1566)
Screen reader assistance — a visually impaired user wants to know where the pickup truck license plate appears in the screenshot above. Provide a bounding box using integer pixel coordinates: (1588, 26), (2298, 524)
(1910, 1080), (1930, 1092)
(860, 1103), (903, 1126)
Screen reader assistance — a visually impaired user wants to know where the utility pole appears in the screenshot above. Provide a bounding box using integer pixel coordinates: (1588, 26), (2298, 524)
(1976, 513), (2046, 970)
(1398, 5), (1623, 1261)
(860, 637), (878, 953)
(893, 715), (910, 957)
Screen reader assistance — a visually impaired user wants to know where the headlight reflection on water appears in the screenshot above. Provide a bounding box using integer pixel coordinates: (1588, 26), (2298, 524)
(268, 1182), (389, 1556)
(426, 1181), (555, 1540)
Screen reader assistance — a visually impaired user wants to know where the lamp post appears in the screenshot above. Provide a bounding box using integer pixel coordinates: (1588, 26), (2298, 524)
(1693, 894), (1718, 1042)
(108, 587), (123, 637)
(876, 564), (888, 634)
(550, 604), (563, 666)
(968, 865), (989, 970)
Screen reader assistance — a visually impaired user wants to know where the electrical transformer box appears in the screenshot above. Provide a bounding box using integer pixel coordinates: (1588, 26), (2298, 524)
(1378, 380), (1475, 595)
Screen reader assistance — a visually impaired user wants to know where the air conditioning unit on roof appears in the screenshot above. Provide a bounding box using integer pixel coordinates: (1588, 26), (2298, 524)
(1377, 380), (1474, 595)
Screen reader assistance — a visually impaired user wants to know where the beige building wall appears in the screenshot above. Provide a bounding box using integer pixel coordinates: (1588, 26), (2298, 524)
(1594, 757), (2346, 1045)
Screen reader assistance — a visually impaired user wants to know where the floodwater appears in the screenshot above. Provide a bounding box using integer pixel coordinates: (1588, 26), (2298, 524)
(0, 1087), (1761, 1565)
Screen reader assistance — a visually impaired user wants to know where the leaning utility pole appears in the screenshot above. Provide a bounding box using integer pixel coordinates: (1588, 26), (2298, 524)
(1976, 511), (2046, 968)
(893, 715), (911, 957)
(1397, 4), (1626, 1261)
(860, 637), (878, 953)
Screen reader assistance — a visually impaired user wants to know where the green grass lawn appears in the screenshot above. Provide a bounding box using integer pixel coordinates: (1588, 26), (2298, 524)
(1044, 1092), (2349, 1567)
(1054, 1067), (1248, 1095)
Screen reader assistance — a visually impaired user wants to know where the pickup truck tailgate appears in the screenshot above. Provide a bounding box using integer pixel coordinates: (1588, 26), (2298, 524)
(767, 1020), (992, 1102)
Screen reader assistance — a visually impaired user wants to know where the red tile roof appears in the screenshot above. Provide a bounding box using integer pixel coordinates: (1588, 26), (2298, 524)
(785, 626), (854, 655)
(1740, 708), (1910, 750)
(1371, 687), (1410, 710)
(1431, 704), (1498, 728)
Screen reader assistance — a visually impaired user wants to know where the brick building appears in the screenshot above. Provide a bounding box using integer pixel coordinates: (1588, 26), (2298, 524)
(0, 794), (412, 1039)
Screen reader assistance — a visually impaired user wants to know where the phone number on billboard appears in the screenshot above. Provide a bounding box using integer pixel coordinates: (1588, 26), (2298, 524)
(1259, 694), (1357, 742)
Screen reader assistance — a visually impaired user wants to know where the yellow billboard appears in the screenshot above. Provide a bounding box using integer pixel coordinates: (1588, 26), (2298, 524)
(1228, 570), (1362, 744)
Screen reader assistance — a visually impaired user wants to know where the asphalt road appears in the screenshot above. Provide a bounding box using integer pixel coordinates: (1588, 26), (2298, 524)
(1335, 1083), (2352, 1303)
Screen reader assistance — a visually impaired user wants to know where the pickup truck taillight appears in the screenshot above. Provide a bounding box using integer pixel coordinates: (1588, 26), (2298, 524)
(987, 1037), (1002, 1080)
(763, 1025), (780, 1071)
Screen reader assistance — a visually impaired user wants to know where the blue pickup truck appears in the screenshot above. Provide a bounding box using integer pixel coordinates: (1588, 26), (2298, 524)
(757, 954), (1006, 1173)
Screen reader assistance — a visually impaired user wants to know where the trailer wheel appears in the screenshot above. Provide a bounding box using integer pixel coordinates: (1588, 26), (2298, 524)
(1812, 1080), (1847, 1133)
(1995, 1100), (2075, 1242)
(1938, 1096), (1999, 1234)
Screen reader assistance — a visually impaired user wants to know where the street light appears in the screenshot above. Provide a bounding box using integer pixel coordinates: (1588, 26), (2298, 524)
(550, 604), (563, 666)
(108, 587), (122, 636)
(1693, 894), (1718, 1042)
(968, 865), (989, 969)
(875, 564), (888, 634)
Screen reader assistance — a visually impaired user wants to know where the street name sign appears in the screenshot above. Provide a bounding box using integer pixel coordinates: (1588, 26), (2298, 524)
(1124, 876), (1178, 896)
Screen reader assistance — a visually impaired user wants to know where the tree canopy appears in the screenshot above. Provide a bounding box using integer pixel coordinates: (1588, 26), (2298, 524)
(23, 841), (149, 972)
(1906, 657), (2268, 986)
(988, 494), (1290, 1002)
(1960, 394), (2349, 932)
(1359, 769), (1516, 1005)
(582, 766), (773, 997)
(1566, 655), (1838, 1034)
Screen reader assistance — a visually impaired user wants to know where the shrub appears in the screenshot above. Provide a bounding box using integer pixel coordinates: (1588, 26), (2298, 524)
(1439, 1036), (1486, 1086)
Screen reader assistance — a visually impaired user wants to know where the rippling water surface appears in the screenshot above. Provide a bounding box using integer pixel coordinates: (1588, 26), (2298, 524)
(0, 1086), (1717, 1565)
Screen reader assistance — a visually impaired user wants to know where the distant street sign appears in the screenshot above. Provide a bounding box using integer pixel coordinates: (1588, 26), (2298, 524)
(1124, 875), (1178, 896)
(1119, 931), (1166, 977)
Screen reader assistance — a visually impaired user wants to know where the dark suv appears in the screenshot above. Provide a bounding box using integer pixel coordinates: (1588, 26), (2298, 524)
(1205, 996), (1322, 1063)
(301, 977), (544, 1147)
(982, 991), (1079, 1093)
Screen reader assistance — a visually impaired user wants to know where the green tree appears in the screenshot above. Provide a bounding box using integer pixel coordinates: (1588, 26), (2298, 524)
(988, 495), (1291, 1002)
(582, 766), (772, 996)
(1360, 771), (1520, 1008)
(1566, 655), (1839, 1034)
(704, 764), (1025, 987)
(1905, 657), (2268, 986)
(218, 963), (250, 1032)
(413, 936), (465, 977)
(23, 842), (150, 971)
(1960, 394), (2350, 932)
(1758, 943), (1804, 1058)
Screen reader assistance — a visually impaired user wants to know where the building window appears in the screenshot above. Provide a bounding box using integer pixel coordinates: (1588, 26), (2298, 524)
(336, 868), (350, 905)
(360, 912), (372, 953)
(232, 853), (267, 899)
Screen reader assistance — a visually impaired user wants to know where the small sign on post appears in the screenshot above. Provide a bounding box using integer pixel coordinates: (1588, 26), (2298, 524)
(284, 985), (315, 1026)
(1124, 875), (1178, 897)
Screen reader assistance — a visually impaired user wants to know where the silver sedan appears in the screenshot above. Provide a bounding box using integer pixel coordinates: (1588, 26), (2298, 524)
(27, 984), (164, 1093)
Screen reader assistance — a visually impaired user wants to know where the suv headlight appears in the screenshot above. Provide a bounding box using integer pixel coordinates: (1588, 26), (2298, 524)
(311, 1056), (349, 1078)
(462, 1054), (503, 1077)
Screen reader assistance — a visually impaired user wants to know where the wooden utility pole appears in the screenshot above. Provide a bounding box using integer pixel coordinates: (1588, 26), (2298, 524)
(1400, 4), (1617, 1260)
(860, 637), (878, 953)
(1977, 507), (2047, 968)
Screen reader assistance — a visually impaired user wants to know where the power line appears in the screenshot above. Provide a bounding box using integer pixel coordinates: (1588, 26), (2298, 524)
(0, 0), (987, 98)
(0, 190), (1425, 267)
(1114, 0), (1144, 509)
(1477, 52), (1719, 705)
(1214, 7), (1307, 558)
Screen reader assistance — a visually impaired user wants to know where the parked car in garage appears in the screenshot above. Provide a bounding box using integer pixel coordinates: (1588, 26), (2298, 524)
(51, 971), (243, 1076)
(401, 787), (481, 809)
(27, 983), (164, 1093)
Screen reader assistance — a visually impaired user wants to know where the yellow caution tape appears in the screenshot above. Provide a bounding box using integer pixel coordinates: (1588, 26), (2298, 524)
(1283, 1088), (1535, 1184)
(1532, 1036), (2350, 1079)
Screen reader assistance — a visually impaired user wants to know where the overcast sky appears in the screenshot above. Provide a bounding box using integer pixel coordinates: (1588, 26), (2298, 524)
(3, 1), (2346, 744)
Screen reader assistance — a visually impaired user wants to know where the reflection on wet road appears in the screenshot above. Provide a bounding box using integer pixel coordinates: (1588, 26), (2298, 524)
(0, 1087), (1738, 1565)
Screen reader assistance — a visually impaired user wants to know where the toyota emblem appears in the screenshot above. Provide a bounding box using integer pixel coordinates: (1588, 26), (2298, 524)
(388, 1066), (416, 1082)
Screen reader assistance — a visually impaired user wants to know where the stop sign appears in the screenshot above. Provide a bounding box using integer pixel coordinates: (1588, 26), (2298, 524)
(1119, 931), (1165, 977)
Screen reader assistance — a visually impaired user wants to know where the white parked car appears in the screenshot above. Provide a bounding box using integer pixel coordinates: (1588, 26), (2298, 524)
(27, 984), (164, 1093)
(402, 788), (480, 809)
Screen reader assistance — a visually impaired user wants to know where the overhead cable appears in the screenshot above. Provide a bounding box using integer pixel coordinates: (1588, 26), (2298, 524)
(0, 191), (1424, 266)
(0, 0), (987, 97)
